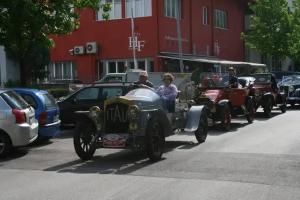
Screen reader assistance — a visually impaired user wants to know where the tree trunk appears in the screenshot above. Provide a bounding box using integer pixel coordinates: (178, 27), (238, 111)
(20, 60), (30, 86)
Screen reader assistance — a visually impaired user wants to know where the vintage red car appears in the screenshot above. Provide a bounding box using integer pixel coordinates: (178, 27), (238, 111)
(249, 73), (287, 117)
(194, 73), (255, 131)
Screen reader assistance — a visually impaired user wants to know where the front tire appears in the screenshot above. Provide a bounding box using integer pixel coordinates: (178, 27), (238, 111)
(73, 121), (96, 161)
(0, 133), (12, 158)
(194, 110), (208, 143)
(146, 119), (165, 161)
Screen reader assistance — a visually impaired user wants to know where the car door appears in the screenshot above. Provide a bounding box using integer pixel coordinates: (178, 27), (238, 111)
(60, 87), (100, 124)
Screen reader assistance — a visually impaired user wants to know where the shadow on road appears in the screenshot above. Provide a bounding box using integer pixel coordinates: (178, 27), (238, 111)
(43, 140), (198, 174)
(254, 110), (282, 121)
(0, 149), (28, 163)
(208, 121), (249, 136)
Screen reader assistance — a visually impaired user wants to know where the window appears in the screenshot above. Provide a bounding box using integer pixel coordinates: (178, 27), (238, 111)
(76, 88), (99, 100)
(126, 0), (152, 18)
(47, 61), (77, 81)
(203, 7), (208, 25)
(101, 87), (123, 99)
(42, 93), (57, 110)
(1, 91), (28, 110)
(214, 9), (228, 29)
(164, 0), (181, 19)
(21, 94), (38, 109)
(96, 0), (122, 20)
(108, 62), (117, 73)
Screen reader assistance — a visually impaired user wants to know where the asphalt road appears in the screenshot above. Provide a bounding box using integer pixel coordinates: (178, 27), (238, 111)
(1, 108), (300, 200)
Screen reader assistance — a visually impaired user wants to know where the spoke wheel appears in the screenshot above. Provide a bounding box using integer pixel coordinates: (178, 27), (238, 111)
(73, 122), (96, 161)
(146, 119), (165, 161)
(221, 107), (231, 131)
(194, 110), (208, 143)
(0, 134), (11, 158)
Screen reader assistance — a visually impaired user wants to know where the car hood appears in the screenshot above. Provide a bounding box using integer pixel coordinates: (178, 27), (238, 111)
(202, 89), (224, 102)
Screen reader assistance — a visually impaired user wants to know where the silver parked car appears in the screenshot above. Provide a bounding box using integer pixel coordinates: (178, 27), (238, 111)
(0, 89), (38, 157)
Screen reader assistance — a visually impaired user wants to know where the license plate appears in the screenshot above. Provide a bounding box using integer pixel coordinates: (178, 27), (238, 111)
(103, 134), (127, 148)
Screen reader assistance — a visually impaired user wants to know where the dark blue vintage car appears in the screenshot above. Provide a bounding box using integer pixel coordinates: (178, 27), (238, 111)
(279, 75), (300, 107)
(73, 87), (208, 161)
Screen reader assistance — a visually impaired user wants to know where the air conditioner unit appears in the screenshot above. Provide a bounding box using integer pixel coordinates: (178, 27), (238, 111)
(74, 46), (85, 55)
(86, 42), (98, 54)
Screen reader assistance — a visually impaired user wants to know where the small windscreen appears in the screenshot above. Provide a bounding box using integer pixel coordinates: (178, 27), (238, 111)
(42, 93), (57, 109)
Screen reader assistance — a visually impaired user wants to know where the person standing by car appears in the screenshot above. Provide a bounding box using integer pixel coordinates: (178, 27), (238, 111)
(134, 71), (154, 88)
(228, 66), (239, 88)
(157, 73), (178, 112)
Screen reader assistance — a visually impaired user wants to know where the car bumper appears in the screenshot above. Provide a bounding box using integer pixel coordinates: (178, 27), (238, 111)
(12, 122), (39, 147)
(39, 120), (61, 137)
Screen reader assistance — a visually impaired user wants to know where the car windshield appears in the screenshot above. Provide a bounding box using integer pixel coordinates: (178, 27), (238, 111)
(280, 75), (300, 85)
(126, 88), (160, 99)
(41, 93), (57, 109)
(101, 87), (124, 99)
(199, 73), (230, 88)
(0, 91), (29, 109)
(252, 74), (271, 84)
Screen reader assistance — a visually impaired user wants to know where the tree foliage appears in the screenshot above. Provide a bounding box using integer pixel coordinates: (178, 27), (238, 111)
(290, 0), (300, 61)
(0, 0), (108, 85)
(242, 0), (291, 59)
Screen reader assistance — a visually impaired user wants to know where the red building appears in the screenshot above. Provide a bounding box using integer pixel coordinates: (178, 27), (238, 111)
(49, 0), (247, 83)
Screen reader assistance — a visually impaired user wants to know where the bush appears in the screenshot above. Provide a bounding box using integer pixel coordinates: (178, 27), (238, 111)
(47, 88), (69, 98)
(4, 79), (22, 88)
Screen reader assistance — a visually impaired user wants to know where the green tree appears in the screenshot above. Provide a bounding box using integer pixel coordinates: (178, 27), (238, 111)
(242, 0), (291, 61)
(290, 0), (300, 63)
(0, 0), (110, 86)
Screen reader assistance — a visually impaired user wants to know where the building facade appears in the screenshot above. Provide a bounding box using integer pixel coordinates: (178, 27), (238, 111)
(49, 0), (247, 83)
(0, 46), (20, 85)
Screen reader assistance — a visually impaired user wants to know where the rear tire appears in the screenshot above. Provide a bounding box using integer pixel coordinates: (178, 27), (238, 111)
(146, 119), (165, 161)
(73, 121), (96, 161)
(263, 98), (272, 118)
(221, 106), (231, 131)
(246, 100), (255, 123)
(194, 110), (208, 143)
(0, 133), (12, 158)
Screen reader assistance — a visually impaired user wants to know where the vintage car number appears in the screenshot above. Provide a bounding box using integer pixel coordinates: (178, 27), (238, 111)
(103, 134), (127, 148)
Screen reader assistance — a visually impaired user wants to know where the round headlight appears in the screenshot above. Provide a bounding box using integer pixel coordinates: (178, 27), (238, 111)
(128, 105), (140, 119)
(289, 85), (295, 92)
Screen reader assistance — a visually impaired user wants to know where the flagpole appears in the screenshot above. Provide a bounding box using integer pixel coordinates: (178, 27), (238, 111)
(131, 7), (138, 69)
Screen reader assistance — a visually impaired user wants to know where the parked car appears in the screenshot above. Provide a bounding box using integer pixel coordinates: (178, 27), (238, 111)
(0, 89), (38, 157)
(271, 71), (300, 83)
(238, 76), (255, 88)
(278, 75), (300, 107)
(14, 89), (60, 140)
(73, 86), (208, 161)
(58, 83), (131, 125)
(250, 73), (287, 117)
(194, 73), (255, 131)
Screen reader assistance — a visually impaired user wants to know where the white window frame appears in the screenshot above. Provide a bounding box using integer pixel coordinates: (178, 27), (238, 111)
(202, 7), (208, 25)
(103, 58), (152, 75)
(214, 9), (228, 29)
(125, 0), (152, 18)
(164, 0), (181, 19)
(96, 0), (122, 21)
(47, 61), (76, 81)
